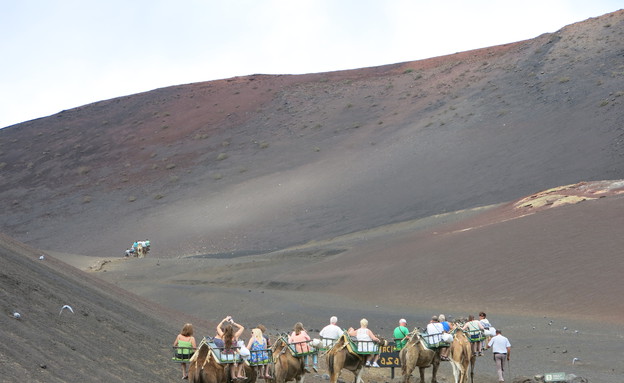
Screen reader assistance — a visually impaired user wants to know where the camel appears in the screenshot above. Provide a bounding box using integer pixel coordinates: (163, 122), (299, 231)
(188, 341), (228, 383)
(271, 336), (307, 383)
(189, 340), (258, 383)
(326, 333), (387, 383)
(448, 328), (475, 383)
(136, 243), (147, 258)
(399, 331), (441, 383)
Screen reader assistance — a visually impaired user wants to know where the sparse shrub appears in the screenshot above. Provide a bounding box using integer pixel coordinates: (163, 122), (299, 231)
(152, 164), (159, 170)
(77, 166), (91, 175)
(313, 147), (320, 152)
(217, 153), (228, 161)
(0, 162), (6, 169)
(259, 141), (269, 149)
(212, 173), (223, 180)
(128, 196), (137, 202)
(599, 100), (609, 107)
(222, 140), (230, 147)
(154, 194), (164, 200)
(404, 69), (414, 74)
(558, 77), (570, 83)
(83, 196), (92, 204)
(239, 167), (248, 173)
(161, 125), (169, 130)
(165, 163), (176, 170)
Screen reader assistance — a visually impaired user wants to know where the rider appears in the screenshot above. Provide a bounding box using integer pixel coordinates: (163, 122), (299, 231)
(247, 328), (271, 379)
(426, 316), (445, 346)
(288, 322), (318, 372)
(217, 316), (246, 380)
(479, 311), (492, 351)
(348, 318), (381, 367)
(173, 323), (197, 380)
(437, 314), (452, 361)
(462, 315), (485, 356)
(319, 316), (343, 349)
(393, 318), (409, 351)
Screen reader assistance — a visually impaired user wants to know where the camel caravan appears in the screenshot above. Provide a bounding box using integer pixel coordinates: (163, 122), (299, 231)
(173, 316), (493, 383)
(124, 239), (150, 258)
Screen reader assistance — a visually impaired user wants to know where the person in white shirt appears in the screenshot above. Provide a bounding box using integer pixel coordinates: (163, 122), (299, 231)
(479, 311), (495, 352)
(426, 316), (445, 346)
(319, 316), (343, 348)
(348, 318), (381, 367)
(487, 329), (511, 382)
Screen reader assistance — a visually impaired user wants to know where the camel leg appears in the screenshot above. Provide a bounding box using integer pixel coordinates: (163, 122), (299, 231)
(431, 360), (440, 383)
(402, 363), (415, 383)
(419, 367), (426, 383)
(328, 354), (343, 383)
(353, 367), (364, 383)
(448, 359), (460, 383)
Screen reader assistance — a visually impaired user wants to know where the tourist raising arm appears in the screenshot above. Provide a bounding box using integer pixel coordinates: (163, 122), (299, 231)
(217, 316), (246, 380)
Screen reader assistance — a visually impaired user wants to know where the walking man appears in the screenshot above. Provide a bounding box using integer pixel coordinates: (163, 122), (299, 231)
(487, 329), (511, 382)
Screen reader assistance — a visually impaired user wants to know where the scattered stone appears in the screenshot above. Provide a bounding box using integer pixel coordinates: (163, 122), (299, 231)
(39, 364), (47, 369)
(12, 312), (21, 319)
(322, 373), (330, 380)
(512, 376), (536, 383)
(567, 374), (589, 383)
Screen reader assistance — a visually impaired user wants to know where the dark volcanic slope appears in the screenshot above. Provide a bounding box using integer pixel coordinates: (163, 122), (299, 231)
(0, 234), (207, 382)
(1, 10), (624, 257)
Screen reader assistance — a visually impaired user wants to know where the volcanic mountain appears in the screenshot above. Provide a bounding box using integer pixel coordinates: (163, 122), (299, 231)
(1, 9), (624, 383)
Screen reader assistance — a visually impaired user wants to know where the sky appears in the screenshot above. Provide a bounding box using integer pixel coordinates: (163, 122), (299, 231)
(1, 1), (622, 129)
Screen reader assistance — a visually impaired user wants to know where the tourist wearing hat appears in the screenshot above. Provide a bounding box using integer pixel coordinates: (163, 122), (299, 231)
(393, 318), (409, 351)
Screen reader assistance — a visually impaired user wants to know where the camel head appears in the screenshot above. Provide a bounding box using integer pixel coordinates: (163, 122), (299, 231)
(375, 335), (388, 347)
(271, 336), (290, 357)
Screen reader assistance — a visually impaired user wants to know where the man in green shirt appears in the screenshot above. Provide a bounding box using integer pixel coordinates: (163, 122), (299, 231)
(393, 318), (410, 351)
